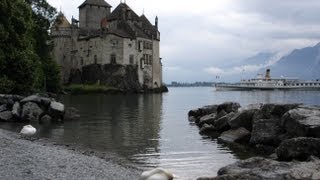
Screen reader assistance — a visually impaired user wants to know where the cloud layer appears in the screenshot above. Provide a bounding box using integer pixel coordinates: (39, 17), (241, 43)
(48, 0), (320, 83)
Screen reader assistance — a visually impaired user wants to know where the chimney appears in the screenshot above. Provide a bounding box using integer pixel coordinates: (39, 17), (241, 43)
(155, 16), (158, 29)
(265, 69), (271, 80)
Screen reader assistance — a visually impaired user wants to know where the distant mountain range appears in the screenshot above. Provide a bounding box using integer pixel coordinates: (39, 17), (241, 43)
(267, 43), (320, 80)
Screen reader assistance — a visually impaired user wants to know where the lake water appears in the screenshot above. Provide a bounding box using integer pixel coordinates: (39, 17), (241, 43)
(2, 87), (320, 179)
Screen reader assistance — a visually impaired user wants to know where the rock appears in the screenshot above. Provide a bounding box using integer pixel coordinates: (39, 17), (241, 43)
(250, 118), (283, 146)
(65, 107), (80, 120)
(228, 109), (256, 131)
(215, 156), (320, 180)
(188, 116), (197, 122)
(198, 113), (217, 127)
(12, 102), (21, 118)
(281, 105), (320, 137)
(49, 101), (65, 120)
(199, 124), (217, 135)
(20, 95), (42, 104)
(21, 102), (43, 121)
(189, 105), (218, 118)
(218, 127), (251, 144)
(239, 103), (262, 111)
(253, 104), (300, 120)
(0, 104), (7, 112)
(217, 102), (240, 114)
(276, 137), (320, 161)
(214, 112), (235, 132)
(0, 111), (13, 122)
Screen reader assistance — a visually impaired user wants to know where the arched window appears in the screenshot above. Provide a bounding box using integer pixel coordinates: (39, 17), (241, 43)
(110, 54), (116, 64)
(94, 55), (97, 64)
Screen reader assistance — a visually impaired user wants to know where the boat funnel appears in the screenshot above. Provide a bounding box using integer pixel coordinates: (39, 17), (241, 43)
(265, 69), (271, 80)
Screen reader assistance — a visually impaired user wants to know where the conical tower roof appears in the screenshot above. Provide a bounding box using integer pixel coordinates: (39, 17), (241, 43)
(79, 0), (112, 8)
(53, 13), (71, 28)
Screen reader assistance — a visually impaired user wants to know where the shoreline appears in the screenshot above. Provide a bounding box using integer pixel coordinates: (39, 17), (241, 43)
(0, 128), (140, 180)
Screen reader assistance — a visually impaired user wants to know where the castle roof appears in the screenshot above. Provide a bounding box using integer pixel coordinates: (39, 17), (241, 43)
(79, 0), (112, 9)
(53, 13), (71, 28)
(139, 15), (155, 30)
(108, 3), (140, 21)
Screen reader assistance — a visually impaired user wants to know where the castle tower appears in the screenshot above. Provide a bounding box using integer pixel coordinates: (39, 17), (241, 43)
(51, 13), (72, 84)
(79, 0), (112, 30)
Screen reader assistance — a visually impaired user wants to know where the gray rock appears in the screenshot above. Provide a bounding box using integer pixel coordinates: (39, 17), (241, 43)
(239, 103), (262, 111)
(188, 116), (197, 122)
(21, 102), (43, 121)
(215, 156), (320, 180)
(12, 102), (21, 118)
(20, 95), (42, 104)
(198, 113), (217, 127)
(253, 103), (300, 120)
(49, 101), (65, 120)
(0, 104), (7, 112)
(199, 124), (217, 135)
(276, 137), (320, 161)
(282, 105), (320, 137)
(228, 109), (256, 131)
(218, 127), (250, 144)
(189, 105), (218, 118)
(217, 102), (241, 114)
(214, 112), (235, 132)
(250, 118), (283, 146)
(0, 111), (13, 122)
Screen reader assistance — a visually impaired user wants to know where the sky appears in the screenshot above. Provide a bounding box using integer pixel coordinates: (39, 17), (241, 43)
(48, 0), (320, 83)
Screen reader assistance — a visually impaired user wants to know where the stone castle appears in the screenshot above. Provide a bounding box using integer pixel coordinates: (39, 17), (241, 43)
(51, 0), (163, 91)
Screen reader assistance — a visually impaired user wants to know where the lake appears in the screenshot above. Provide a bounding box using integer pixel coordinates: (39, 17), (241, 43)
(2, 87), (320, 179)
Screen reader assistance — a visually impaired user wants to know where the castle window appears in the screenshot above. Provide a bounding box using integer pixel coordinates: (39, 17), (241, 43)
(129, 55), (134, 64)
(80, 57), (84, 66)
(94, 55), (97, 64)
(111, 54), (116, 64)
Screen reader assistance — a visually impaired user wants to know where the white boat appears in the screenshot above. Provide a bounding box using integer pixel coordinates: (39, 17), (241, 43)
(215, 69), (320, 91)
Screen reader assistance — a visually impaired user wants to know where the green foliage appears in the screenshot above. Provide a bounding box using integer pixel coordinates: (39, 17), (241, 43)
(65, 84), (123, 94)
(0, 0), (60, 94)
(0, 0), (39, 94)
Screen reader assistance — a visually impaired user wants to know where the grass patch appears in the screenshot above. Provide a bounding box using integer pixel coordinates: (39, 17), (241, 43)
(64, 84), (124, 94)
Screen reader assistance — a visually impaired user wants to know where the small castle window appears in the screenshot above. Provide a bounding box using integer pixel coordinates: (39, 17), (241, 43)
(129, 55), (134, 64)
(80, 57), (84, 66)
(94, 55), (97, 64)
(111, 54), (116, 64)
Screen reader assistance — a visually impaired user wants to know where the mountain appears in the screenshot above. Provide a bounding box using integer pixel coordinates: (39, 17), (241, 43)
(267, 43), (320, 80)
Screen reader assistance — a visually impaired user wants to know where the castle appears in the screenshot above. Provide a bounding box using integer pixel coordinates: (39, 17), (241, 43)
(51, 0), (163, 90)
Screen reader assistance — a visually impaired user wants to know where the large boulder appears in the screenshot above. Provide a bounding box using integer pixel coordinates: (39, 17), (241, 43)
(276, 137), (320, 161)
(199, 124), (217, 135)
(214, 156), (320, 180)
(198, 113), (217, 127)
(253, 104), (300, 120)
(21, 102), (43, 121)
(217, 102), (240, 114)
(0, 111), (13, 122)
(228, 109), (256, 131)
(250, 118), (283, 146)
(49, 101), (65, 120)
(218, 127), (251, 144)
(214, 112), (235, 132)
(281, 105), (320, 138)
(189, 105), (218, 118)
(20, 95), (52, 109)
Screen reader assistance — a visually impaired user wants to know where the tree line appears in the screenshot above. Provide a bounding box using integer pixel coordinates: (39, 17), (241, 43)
(0, 0), (60, 95)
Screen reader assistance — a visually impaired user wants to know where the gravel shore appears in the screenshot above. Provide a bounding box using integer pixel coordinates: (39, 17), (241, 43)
(0, 129), (140, 180)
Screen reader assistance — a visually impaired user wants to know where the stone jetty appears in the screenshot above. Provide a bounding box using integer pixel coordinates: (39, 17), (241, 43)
(188, 102), (320, 180)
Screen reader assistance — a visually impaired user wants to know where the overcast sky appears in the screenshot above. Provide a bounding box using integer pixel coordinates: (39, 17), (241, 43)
(48, 0), (320, 83)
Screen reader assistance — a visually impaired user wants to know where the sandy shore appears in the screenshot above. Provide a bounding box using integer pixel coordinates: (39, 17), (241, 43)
(0, 129), (140, 180)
